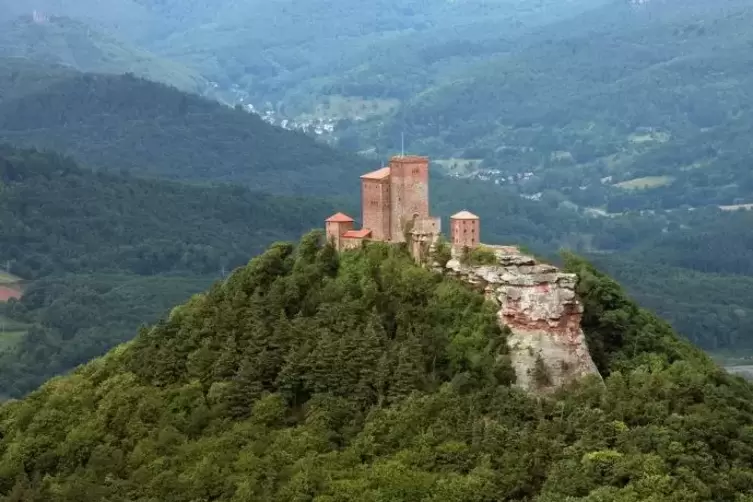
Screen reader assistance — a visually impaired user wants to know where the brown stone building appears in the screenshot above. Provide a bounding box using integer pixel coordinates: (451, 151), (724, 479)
(325, 155), (480, 256)
(450, 211), (480, 249)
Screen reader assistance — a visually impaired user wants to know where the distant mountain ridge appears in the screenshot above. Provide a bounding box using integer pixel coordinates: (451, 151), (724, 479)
(0, 64), (369, 195)
(0, 14), (208, 93)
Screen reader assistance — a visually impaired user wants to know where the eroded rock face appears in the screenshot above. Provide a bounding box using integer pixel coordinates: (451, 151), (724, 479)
(443, 245), (601, 392)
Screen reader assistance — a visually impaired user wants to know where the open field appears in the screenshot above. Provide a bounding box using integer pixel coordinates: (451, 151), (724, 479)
(720, 203), (753, 212)
(0, 271), (20, 284)
(628, 131), (671, 144)
(308, 95), (400, 120)
(614, 175), (674, 190)
(0, 315), (28, 354)
(434, 158), (483, 177)
(0, 331), (25, 354)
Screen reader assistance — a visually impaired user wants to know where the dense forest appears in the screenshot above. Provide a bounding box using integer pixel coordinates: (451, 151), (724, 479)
(0, 67), (368, 196)
(0, 16), (207, 94)
(0, 145), (345, 397)
(0, 145), (340, 278)
(0, 0), (609, 96)
(0, 235), (750, 501)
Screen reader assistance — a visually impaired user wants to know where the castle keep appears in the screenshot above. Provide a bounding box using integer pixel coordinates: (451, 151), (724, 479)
(325, 155), (480, 257)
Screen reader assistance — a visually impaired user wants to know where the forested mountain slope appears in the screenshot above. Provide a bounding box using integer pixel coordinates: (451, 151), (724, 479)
(379, 0), (753, 210)
(0, 70), (368, 195)
(0, 236), (750, 501)
(147, 0), (609, 101)
(0, 15), (207, 94)
(0, 0), (611, 99)
(0, 58), (78, 103)
(0, 145), (343, 397)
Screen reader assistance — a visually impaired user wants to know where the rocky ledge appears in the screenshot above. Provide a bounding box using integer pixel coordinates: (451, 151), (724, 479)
(443, 245), (601, 392)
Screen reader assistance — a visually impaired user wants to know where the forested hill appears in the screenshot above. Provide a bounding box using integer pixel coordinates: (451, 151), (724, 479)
(0, 68), (368, 195)
(0, 145), (346, 398)
(0, 58), (79, 103)
(0, 235), (751, 501)
(0, 15), (207, 94)
(0, 145), (340, 279)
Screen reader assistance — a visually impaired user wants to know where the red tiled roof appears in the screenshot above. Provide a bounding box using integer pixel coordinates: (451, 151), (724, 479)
(326, 212), (355, 223)
(360, 167), (391, 180)
(342, 229), (372, 239)
(0, 286), (22, 302)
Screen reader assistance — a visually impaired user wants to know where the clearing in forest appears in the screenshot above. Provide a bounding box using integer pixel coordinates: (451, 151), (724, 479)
(614, 175), (674, 190)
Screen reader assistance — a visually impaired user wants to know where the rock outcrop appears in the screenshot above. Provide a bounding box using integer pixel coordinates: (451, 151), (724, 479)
(443, 245), (601, 392)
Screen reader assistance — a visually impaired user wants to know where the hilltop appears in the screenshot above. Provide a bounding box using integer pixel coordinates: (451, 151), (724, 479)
(0, 145), (343, 397)
(2, 60), (753, 371)
(0, 235), (750, 500)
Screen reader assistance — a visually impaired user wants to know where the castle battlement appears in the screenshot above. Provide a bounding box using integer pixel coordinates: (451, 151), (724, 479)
(325, 155), (480, 258)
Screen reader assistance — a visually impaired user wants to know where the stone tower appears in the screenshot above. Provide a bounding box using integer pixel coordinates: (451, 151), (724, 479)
(360, 167), (392, 241)
(450, 211), (480, 249)
(325, 212), (354, 250)
(389, 155), (430, 243)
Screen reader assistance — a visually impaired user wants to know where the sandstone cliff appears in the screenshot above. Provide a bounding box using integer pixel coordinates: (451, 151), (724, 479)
(442, 245), (601, 392)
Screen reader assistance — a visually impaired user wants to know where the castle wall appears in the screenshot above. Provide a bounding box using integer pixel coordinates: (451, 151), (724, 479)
(325, 220), (353, 250)
(410, 216), (441, 263)
(341, 237), (364, 250)
(389, 156), (429, 243)
(362, 178), (391, 241)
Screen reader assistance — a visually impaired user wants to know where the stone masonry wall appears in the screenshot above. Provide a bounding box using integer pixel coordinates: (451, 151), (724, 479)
(389, 156), (429, 243)
(362, 178), (391, 241)
(443, 245), (601, 392)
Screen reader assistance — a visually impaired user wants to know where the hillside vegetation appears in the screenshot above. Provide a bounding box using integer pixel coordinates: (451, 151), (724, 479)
(6, 0), (753, 213)
(0, 236), (750, 500)
(0, 68), (368, 195)
(367, 0), (753, 210)
(0, 145), (341, 397)
(0, 58), (79, 103)
(1, 61), (753, 395)
(0, 0), (609, 99)
(0, 16), (207, 94)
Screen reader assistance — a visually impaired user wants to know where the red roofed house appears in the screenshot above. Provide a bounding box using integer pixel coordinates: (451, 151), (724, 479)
(0, 286), (22, 302)
(325, 155), (480, 257)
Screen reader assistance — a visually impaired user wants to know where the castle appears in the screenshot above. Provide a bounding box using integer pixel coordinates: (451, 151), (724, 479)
(325, 155), (480, 259)
(325, 156), (602, 393)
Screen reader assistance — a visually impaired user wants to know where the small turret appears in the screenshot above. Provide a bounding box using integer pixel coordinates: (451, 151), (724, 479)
(325, 212), (355, 250)
(450, 211), (480, 249)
